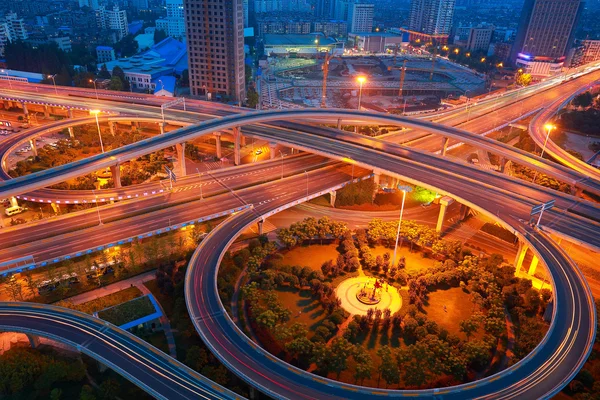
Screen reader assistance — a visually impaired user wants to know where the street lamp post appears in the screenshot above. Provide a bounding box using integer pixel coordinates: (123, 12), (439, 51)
(90, 79), (99, 100)
(533, 124), (555, 184)
(196, 168), (203, 199)
(1, 70), (12, 89)
(48, 74), (58, 95)
(92, 189), (103, 225)
(357, 76), (366, 110)
(90, 110), (105, 153)
(392, 185), (413, 267)
(465, 89), (472, 122)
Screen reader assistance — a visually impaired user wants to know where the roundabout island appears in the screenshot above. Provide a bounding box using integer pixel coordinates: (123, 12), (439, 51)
(337, 275), (402, 315)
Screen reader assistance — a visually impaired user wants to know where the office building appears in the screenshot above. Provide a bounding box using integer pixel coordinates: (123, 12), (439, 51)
(96, 6), (129, 41)
(334, 0), (352, 21)
(184, 0), (246, 103)
(408, 0), (455, 35)
(313, 20), (348, 38)
(348, 3), (373, 33)
(78, 0), (99, 9)
(466, 26), (493, 52)
(97, 45), (116, 63)
(315, 0), (335, 18)
(155, 0), (185, 38)
(511, 0), (583, 75)
(0, 12), (28, 56)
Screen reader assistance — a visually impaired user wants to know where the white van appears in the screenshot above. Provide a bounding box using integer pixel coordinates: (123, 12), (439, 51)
(5, 206), (26, 216)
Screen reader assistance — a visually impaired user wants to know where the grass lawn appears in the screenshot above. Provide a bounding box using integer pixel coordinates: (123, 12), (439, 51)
(370, 245), (436, 274)
(274, 244), (339, 271)
(98, 295), (155, 326)
(422, 287), (476, 339)
(273, 287), (328, 338)
(56, 286), (143, 315)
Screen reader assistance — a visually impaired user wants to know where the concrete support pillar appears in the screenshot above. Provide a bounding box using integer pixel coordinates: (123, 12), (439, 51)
(372, 171), (381, 199)
(68, 127), (75, 138)
(10, 197), (18, 207)
(499, 157), (508, 173)
(269, 142), (277, 160)
(436, 196), (455, 233)
(458, 204), (469, 221)
(233, 127), (241, 165)
(44, 105), (50, 118)
(110, 164), (121, 188)
(51, 203), (60, 214)
(329, 191), (337, 207)
(240, 134), (246, 147)
(571, 185), (583, 197)
(159, 122), (165, 134)
(528, 255), (539, 276)
(214, 133), (222, 159)
(441, 137), (449, 156)
(68, 108), (73, 119)
(21, 102), (28, 118)
(515, 242), (529, 271)
(27, 334), (41, 349)
(175, 142), (186, 176)
(29, 138), (37, 157)
(109, 121), (116, 136)
(337, 119), (342, 130)
(258, 220), (264, 235)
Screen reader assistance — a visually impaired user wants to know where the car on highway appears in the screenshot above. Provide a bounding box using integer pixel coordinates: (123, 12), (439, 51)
(5, 205), (26, 216)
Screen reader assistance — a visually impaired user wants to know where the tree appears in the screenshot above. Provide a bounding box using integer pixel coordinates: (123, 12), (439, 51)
(108, 76), (124, 91)
(377, 345), (399, 388)
(515, 71), (532, 87)
(154, 29), (167, 43)
(573, 91), (593, 109)
(50, 388), (63, 400)
(111, 66), (130, 91)
(99, 378), (120, 400)
(329, 337), (354, 378)
(98, 64), (111, 79)
(79, 385), (97, 400)
(185, 346), (209, 371)
(73, 71), (96, 88)
(352, 345), (373, 385)
(247, 87), (259, 109)
(113, 34), (139, 57)
(459, 318), (479, 339)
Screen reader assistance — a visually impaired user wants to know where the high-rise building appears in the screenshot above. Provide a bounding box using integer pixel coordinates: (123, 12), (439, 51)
(315, 0), (335, 18)
(79, 0), (99, 10)
(466, 26), (493, 52)
(408, 0), (455, 35)
(156, 0), (185, 38)
(184, 0), (246, 103)
(96, 6), (129, 41)
(511, 0), (583, 75)
(348, 3), (373, 33)
(334, 0), (352, 21)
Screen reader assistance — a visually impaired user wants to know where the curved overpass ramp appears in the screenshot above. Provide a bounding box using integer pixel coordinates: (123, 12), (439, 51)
(0, 302), (241, 400)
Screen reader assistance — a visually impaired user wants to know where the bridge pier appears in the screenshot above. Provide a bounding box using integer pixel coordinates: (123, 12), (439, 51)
(175, 143), (187, 176)
(337, 119), (342, 130)
(214, 133), (222, 159)
(10, 197), (18, 208)
(515, 242), (529, 271)
(528, 255), (539, 276)
(29, 138), (37, 157)
(27, 334), (41, 349)
(441, 137), (449, 156)
(233, 127), (241, 165)
(372, 171), (381, 199)
(330, 190), (337, 207)
(68, 127), (75, 138)
(257, 219), (264, 235)
(109, 121), (116, 136)
(21, 101), (28, 119)
(43, 105), (50, 118)
(269, 142), (277, 160)
(571, 185), (583, 197)
(110, 164), (121, 188)
(51, 202), (60, 214)
(458, 204), (469, 221)
(499, 157), (508, 173)
(436, 196), (454, 233)
(159, 122), (165, 134)
(68, 108), (73, 119)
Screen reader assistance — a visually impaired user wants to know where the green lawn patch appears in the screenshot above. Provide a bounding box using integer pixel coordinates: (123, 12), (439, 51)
(274, 244), (339, 271)
(370, 245), (436, 274)
(273, 287), (329, 337)
(56, 286), (143, 315)
(422, 287), (477, 339)
(97, 295), (156, 327)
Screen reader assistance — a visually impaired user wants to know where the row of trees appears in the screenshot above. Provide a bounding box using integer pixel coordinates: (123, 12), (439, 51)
(277, 216), (347, 248)
(367, 218), (462, 260)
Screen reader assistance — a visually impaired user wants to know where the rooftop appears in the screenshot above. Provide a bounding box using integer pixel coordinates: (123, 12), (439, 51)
(264, 34), (338, 46)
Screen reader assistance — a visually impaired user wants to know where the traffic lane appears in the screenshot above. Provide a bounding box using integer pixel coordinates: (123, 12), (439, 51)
(0, 165), (365, 264)
(0, 309), (231, 400)
(0, 155), (332, 248)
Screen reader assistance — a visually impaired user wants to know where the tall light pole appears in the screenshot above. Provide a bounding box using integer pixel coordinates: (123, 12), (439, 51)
(357, 76), (366, 110)
(465, 89), (472, 123)
(1, 70), (12, 89)
(89, 79), (99, 100)
(392, 185), (412, 267)
(279, 150), (284, 180)
(48, 74), (58, 95)
(90, 110), (105, 153)
(92, 189), (103, 225)
(533, 124), (555, 184)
